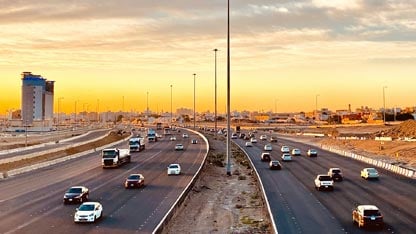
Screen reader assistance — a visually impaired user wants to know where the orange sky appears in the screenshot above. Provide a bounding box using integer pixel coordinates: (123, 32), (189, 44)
(1, 1), (416, 114)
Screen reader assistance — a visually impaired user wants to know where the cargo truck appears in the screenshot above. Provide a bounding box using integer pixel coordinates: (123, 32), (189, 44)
(102, 148), (131, 168)
(129, 137), (145, 152)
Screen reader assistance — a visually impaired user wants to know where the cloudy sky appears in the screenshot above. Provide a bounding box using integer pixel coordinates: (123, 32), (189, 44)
(1, 0), (415, 114)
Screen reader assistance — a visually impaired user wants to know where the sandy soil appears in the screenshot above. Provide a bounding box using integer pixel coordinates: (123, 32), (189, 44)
(163, 134), (272, 234)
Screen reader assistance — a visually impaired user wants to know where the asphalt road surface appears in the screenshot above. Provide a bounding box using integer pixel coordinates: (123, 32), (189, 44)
(0, 129), (206, 234)
(234, 133), (415, 234)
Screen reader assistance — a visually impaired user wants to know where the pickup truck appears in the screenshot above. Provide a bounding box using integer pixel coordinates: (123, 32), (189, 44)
(314, 174), (334, 191)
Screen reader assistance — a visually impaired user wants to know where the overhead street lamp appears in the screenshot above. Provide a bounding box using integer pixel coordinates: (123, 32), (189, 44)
(383, 86), (387, 124)
(193, 73), (196, 130)
(213, 48), (218, 139)
(170, 84), (173, 124)
(226, 0), (232, 176)
(315, 94), (320, 121)
(58, 97), (64, 128)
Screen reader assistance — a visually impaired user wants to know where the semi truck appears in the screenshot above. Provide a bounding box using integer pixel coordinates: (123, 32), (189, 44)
(163, 126), (171, 135)
(102, 148), (131, 168)
(129, 137), (145, 152)
(147, 128), (157, 142)
(156, 123), (162, 130)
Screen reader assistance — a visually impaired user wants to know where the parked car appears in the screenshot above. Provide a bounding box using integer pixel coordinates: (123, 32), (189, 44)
(63, 186), (89, 204)
(231, 133), (238, 139)
(239, 133), (246, 139)
(281, 153), (292, 161)
(361, 168), (379, 179)
(328, 168), (343, 181)
(74, 202), (103, 223)
(124, 174), (145, 189)
(250, 138), (258, 143)
(264, 144), (273, 151)
(167, 164), (181, 175)
(191, 139), (198, 144)
(269, 160), (282, 170)
(175, 144), (184, 151)
(245, 142), (253, 147)
(261, 152), (271, 161)
(314, 175), (334, 191)
(307, 149), (318, 157)
(281, 146), (290, 153)
(352, 205), (384, 229)
(170, 136), (176, 141)
(260, 135), (267, 140)
(291, 148), (301, 156)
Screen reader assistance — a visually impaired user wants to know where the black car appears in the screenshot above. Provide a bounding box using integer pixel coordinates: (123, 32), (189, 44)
(269, 160), (282, 170)
(63, 186), (89, 204)
(328, 168), (343, 181)
(261, 153), (271, 162)
(124, 174), (145, 189)
(239, 133), (246, 139)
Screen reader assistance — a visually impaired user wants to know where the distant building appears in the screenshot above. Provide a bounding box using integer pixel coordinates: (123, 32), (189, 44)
(21, 72), (55, 125)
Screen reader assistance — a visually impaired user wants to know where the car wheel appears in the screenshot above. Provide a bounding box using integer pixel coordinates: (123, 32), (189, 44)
(85, 194), (89, 201)
(93, 216), (96, 223)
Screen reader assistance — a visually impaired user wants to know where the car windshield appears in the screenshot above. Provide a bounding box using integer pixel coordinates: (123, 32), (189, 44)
(319, 175), (332, 181)
(367, 168), (378, 173)
(272, 162), (279, 165)
(364, 210), (381, 216)
(67, 188), (82, 193)
(332, 169), (341, 173)
(128, 175), (140, 180)
(169, 165), (179, 169)
(79, 204), (95, 211)
(129, 141), (139, 145)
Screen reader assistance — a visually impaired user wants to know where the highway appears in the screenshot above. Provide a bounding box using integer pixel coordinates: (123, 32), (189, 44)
(0, 129), (111, 160)
(234, 133), (416, 234)
(0, 130), (207, 234)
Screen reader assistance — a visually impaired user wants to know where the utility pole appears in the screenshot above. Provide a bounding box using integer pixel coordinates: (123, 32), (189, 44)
(214, 48), (218, 139)
(226, 0), (232, 176)
(193, 73), (196, 130)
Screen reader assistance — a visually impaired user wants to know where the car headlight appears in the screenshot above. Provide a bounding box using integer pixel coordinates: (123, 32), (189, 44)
(75, 213), (79, 217)
(89, 213), (94, 217)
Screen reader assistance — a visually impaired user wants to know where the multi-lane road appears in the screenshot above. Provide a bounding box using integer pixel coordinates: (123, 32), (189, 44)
(234, 133), (416, 234)
(0, 129), (206, 234)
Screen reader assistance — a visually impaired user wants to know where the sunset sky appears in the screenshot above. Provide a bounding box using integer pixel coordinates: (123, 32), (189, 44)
(1, 0), (415, 114)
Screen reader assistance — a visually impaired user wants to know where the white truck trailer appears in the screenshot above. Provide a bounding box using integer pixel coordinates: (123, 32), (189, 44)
(102, 148), (131, 168)
(129, 137), (145, 152)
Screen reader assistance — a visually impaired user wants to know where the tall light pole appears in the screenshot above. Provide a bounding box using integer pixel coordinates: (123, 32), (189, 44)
(193, 73), (196, 130)
(96, 99), (100, 123)
(226, 0), (232, 176)
(74, 100), (78, 125)
(170, 85), (173, 124)
(214, 48), (218, 139)
(58, 97), (64, 128)
(383, 86), (386, 124)
(146, 92), (149, 117)
(315, 94), (320, 121)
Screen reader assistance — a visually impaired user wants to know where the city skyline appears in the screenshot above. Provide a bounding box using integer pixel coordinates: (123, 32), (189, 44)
(1, 1), (416, 114)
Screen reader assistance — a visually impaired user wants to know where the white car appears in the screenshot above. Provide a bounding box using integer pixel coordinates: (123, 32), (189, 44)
(245, 142), (253, 147)
(291, 148), (301, 156)
(281, 146), (290, 153)
(175, 144), (184, 151)
(361, 168), (379, 179)
(250, 138), (258, 143)
(281, 153), (292, 161)
(260, 135), (267, 140)
(74, 202), (103, 223)
(170, 136), (176, 141)
(264, 144), (273, 151)
(307, 149), (318, 157)
(167, 164), (181, 175)
(182, 133), (189, 138)
(231, 133), (238, 139)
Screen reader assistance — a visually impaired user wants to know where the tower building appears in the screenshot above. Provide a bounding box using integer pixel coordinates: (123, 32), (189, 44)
(21, 72), (55, 125)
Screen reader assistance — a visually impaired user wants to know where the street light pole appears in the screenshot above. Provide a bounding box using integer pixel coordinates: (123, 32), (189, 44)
(226, 0), (232, 176)
(170, 84), (173, 124)
(383, 86), (387, 124)
(146, 92), (149, 118)
(74, 100), (78, 125)
(58, 97), (64, 129)
(315, 94), (320, 121)
(193, 73), (196, 130)
(214, 48), (218, 139)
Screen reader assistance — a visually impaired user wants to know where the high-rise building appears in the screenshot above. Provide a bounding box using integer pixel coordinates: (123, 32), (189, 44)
(21, 72), (55, 125)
